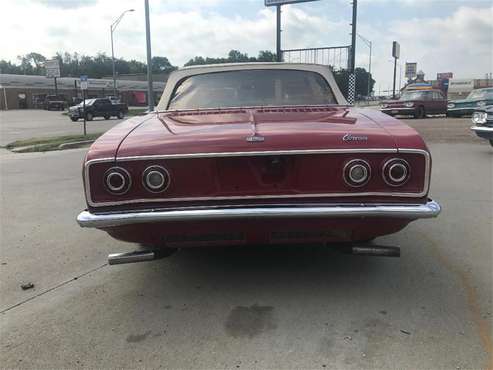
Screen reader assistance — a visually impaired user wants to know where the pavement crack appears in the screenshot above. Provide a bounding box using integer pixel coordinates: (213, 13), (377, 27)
(421, 233), (493, 369)
(0, 263), (107, 314)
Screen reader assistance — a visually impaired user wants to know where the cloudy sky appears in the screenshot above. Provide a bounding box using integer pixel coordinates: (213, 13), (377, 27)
(1, 0), (492, 92)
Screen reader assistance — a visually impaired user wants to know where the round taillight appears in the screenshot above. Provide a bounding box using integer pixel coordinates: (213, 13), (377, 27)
(343, 159), (371, 187)
(143, 166), (170, 193)
(383, 158), (410, 186)
(104, 167), (131, 194)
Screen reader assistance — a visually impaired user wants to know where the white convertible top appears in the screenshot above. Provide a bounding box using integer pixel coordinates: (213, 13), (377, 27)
(156, 63), (348, 111)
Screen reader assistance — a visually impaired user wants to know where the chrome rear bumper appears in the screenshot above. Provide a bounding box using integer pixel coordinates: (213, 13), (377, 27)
(471, 125), (493, 133)
(77, 200), (441, 228)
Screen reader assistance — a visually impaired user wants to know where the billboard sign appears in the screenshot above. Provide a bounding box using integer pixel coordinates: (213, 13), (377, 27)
(392, 41), (400, 59)
(448, 79), (474, 94)
(265, 0), (319, 6)
(405, 62), (417, 79)
(45, 59), (60, 78)
(437, 72), (453, 80)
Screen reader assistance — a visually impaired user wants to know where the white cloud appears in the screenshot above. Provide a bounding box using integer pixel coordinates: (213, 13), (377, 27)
(0, 0), (491, 91)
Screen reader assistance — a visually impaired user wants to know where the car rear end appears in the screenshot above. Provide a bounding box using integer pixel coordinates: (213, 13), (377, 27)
(471, 106), (493, 145)
(380, 101), (417, 116)
(78, 110), (439, 248)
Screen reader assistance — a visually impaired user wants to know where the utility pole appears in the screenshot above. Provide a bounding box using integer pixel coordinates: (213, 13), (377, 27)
(392, 58), (397, 98)
(276, 5), (282, 62)
(110, 9), (135, 97)
(348, 0), (357, 104)
(357, 33), (372, 97)
(144, 0), (154, 111)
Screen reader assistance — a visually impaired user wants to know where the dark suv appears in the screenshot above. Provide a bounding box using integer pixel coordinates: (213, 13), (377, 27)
(68, 98), (128, 121)
(380, 89), (447, 119)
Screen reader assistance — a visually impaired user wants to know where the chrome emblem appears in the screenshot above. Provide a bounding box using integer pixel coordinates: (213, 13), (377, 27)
(343, 133), (368, 142)
(246, 135), (265, 142)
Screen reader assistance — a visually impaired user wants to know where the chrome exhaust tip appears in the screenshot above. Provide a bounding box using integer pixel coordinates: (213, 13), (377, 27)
(350, 245), (400, 257)
(108, 251), (156, 265)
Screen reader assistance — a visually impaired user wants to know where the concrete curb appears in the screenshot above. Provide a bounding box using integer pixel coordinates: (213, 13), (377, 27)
(9, 140), (95, 153)
(58, 140), (95, 149)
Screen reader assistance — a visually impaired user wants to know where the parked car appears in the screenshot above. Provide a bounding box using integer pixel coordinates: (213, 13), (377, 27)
(447, 88), (493, 117)
(106, 95), (121, 104)
(77, 63), (441, 265)
(470, 105), (493, 146)
(380, 89), (447, 118)
(43, 95), (66, 111)
(68, 98), (128, 121)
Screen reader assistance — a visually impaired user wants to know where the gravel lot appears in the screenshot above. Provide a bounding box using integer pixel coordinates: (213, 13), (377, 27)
(0, 112), (491, 369)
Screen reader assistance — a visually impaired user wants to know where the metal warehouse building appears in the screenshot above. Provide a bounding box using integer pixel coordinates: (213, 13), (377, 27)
(0, 74), (166, 110)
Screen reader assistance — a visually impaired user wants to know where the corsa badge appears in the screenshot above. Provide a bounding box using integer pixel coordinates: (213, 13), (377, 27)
(246, 135), (265, 142)
(343, 133), (368, 142)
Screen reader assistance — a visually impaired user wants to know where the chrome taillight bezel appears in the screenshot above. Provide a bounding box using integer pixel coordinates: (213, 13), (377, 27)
(142, 165), (170, 193)
(383, 158), (411, 187)
(104, 167), (131, 195)
(343, 159), (371, 187)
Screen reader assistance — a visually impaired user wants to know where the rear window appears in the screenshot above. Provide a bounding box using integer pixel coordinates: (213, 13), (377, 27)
(168, 69), (336, 110)
(467, 89), (493, 100)
(400, 91), (427, 101)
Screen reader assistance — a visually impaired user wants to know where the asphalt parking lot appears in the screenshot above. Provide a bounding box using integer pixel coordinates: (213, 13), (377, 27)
(0, 110), (123, 146)
(0, 111), (491, 369)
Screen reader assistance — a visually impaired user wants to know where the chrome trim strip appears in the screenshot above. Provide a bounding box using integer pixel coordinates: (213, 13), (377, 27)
(381, 107), (416, 111)
(98, 148), (398, 161)
(448, 107), (475, 111)
(84, 148), (431, 207)
(471, 125), (493, 133)
(77, 200), (441, 228)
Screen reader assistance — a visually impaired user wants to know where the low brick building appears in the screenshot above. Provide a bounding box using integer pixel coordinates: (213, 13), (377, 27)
(0, 74), (166, 110)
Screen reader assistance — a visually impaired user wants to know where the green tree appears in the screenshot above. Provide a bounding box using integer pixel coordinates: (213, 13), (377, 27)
(1, 51), (177, 79)
(184, 50), (278, 66)
(333, 67), (375, 99)
(151, 56), (176, 73)
(257, 50), (277, 62)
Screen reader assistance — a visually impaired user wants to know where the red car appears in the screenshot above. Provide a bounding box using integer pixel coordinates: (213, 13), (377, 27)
(380, 89), (448, 118)
(77, 63), (440, 264)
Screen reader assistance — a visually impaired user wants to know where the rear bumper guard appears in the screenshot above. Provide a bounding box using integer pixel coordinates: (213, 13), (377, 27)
(77, 200), (441, 229)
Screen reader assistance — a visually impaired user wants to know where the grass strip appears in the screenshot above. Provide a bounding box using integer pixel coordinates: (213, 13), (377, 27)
(5, 133), (103, 153)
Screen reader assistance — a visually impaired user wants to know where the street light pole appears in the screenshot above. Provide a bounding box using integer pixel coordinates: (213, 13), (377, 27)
(357, 33), (372, 97)
(348, 0), (358, 104)
(276, 5), (282, 62)
(144, 0), (154, 111)
(110, 9), (134, 97)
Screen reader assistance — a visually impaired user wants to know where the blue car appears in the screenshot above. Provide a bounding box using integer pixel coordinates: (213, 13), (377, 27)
(471, 105), (493, 147)
(448, 88), (493, 117)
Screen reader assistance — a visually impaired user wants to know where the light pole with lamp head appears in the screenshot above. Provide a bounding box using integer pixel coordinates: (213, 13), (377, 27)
(357, 33), (372, 98)
(110, 9), (134, 97)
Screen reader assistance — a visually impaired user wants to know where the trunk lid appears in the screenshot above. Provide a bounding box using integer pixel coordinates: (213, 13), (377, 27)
(116, 106), (397, 157)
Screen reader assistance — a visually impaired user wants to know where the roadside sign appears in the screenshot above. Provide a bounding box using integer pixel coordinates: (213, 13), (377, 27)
(80, 75), (88, 90)
(265, 0), (319, 6)
(392, 41), (400, 59)
(405, 62), (417, 79)
(437, 72), (453, 80)
(45, 59), (60, 78)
